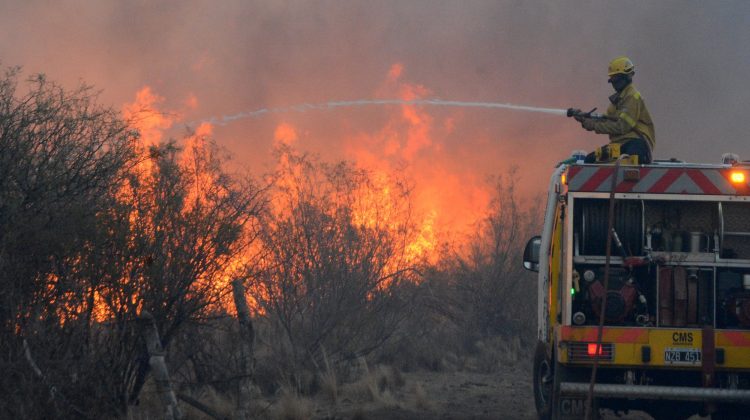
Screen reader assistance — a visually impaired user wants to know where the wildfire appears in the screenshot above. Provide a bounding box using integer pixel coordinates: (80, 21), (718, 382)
(95, 62), (502, 318)
(340, 63), (493, 262)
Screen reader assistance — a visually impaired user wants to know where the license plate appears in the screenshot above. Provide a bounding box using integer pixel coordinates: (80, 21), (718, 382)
(664, 347), (701, 365)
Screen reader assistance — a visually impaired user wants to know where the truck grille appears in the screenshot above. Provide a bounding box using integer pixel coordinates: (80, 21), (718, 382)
(567, 342), (615, 362)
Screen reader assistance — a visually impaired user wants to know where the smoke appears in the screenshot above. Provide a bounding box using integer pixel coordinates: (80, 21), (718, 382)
(1, 0), (749, 236)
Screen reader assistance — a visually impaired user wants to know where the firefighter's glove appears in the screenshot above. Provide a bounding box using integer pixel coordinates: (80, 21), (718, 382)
(580, 118), (596, 131)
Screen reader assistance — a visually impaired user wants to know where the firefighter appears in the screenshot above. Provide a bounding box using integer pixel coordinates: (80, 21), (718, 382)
(571, 56), (655, 164)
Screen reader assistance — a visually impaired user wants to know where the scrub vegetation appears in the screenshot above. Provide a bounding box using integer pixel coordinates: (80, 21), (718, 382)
(0, 69), (539, 419)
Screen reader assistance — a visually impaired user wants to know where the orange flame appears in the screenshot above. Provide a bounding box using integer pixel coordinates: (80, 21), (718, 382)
(340, 63), (493, 262)
(122, 87), (175, 146)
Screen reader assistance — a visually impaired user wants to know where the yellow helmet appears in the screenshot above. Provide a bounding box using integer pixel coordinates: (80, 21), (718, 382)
(608, 56), (635, 77)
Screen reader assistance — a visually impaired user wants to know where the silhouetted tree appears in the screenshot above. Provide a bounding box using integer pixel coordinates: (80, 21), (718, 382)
(0, 67), (136, 417)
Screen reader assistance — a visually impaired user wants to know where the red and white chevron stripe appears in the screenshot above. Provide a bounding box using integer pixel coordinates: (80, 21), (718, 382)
(566, 166), (750, 195)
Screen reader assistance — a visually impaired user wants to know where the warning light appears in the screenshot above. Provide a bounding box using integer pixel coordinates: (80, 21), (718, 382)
(730, 171), (746, 184)
(561, 173), (567, 185)
(587, 343), (604, 356)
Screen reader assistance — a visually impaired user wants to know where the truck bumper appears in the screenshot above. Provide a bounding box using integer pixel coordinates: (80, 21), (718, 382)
(560, 382), (750, 402)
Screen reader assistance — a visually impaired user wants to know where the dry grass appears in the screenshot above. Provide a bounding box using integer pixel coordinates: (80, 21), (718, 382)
(186, 386), (234, 419)
(126, 378), (166, 420)
(341, 361), (405, 407)
(317, 346), (339, 404)
(122, 305), (528, 420)
(448, 335), (524, 373)
(411, 382), (432, 411)
(318, 369), (338, 404)
(272, 387), (314, 420)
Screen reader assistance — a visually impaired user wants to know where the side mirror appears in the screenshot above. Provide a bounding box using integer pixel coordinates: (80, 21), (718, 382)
(523, 235), (542, 272)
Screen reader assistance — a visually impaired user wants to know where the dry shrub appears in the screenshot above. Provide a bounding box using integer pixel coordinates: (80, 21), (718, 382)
(250, 148), (419, 379)
(376, 300), (465, 373)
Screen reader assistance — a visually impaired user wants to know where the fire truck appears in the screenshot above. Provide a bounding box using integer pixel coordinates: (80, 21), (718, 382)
(523, 154), (750, 419)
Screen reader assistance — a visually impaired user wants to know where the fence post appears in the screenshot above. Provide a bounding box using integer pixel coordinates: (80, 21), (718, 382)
(139, 311), (183, 420)
(231, 279), (256, 420)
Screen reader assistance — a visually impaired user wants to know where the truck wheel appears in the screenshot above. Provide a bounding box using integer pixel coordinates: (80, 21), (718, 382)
(535, 341), (598, 419)
(533, 342), (554, 419)
(552, 356), (598, 419)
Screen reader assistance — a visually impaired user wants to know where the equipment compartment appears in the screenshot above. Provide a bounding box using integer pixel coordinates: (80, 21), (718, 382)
(644, 200), (718, 253)
(720, 202), (750, 259)
(717, 269), (750, 329)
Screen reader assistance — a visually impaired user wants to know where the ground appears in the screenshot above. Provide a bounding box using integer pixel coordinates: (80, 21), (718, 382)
(319, 368), (537, 419)
(302, 364), (708, 420)
(170, 357), (711, 419)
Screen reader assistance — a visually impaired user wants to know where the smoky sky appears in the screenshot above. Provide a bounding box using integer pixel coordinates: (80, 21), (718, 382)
(2, 0), (750, 196)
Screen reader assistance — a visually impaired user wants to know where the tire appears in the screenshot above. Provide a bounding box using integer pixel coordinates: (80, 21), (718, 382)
(534, 341), (598, 419)
(533, 342), (554, 419)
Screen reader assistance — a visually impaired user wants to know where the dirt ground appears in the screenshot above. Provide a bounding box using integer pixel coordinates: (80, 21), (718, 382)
(310, 365), (537, 419)
(167, 359), (713, 420)
(302, 364), (709, 420)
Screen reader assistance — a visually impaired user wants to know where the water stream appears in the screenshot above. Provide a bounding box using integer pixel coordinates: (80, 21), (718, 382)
(191, 99), (568, 127)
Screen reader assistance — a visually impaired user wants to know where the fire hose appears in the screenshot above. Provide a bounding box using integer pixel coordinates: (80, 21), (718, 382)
(584, 154), (628, 420)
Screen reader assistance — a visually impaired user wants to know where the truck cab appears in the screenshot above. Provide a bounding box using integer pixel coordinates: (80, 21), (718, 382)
(524, 155), (750, 419)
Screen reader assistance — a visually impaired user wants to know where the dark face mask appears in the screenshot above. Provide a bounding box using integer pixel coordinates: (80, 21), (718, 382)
(609, 74), (631, 92)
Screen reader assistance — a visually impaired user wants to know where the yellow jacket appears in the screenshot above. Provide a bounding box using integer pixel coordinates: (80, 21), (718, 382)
(586, 84), (655, 150)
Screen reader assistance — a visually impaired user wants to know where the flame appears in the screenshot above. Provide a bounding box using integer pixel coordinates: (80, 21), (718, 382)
(405, 209), (436, 262)
(340, 63), (493, 262)
(95, 62), (510, 317)
(260, 64), (498, 264)
(122, 87), (175, 146)
(181, 122), (221, 212)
